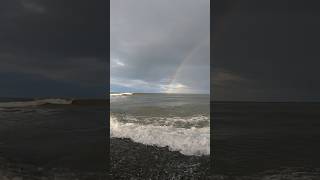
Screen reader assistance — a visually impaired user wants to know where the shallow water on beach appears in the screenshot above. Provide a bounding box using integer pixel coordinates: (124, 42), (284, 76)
(110, 93), (210, 156)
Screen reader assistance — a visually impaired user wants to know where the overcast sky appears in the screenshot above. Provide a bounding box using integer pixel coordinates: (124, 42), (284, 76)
(111, 0), (210, 94)
(213, 0), (320, 101)
(0, 0), (107, 98)
(4, 0), (318, 100)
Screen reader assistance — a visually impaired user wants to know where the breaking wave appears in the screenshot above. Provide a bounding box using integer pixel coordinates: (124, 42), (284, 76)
(118, 115), (209, 128)
(110, 115), (210, 156)
(110, 93), (134, 103)
(110, 92), (133, 97)
(0, 98), (72, 108)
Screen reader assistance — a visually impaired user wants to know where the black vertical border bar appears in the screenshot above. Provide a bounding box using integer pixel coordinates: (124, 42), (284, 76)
(106, 0), (111, 174)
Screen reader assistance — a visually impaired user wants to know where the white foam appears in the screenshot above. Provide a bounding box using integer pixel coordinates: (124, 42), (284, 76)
(110, 93), (133, 103)
(121, 115), (209, 127)
(110, 92), (133, 97)
(167, 115), (209, 123)
(0, 98), (72, 108)
(110, 116), (210, 156)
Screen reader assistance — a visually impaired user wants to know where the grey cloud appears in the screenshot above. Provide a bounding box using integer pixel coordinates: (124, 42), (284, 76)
(213, 0), (320, 101)
(111, 0), (210, 93)
(0, 0), (107, 97)
(21, 0), (46, 13)
(0, 53), (106, 85)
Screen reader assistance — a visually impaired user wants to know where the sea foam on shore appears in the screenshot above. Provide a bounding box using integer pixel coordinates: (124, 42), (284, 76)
(111, 115), (210, 156)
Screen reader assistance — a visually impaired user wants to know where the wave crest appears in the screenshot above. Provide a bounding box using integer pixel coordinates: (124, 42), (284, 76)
(0, 98), (72, 108)
(110, 116), (210, 156)
(110, 92), (133, 97)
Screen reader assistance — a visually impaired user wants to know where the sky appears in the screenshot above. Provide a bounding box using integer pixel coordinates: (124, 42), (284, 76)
(111, 0), (210, 94)
(3, 0), (317, 100)
(0, 0), (107, 98)
(213, 0), (320, 101)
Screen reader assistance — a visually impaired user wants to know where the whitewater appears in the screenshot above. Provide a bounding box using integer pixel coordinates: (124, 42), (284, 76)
(0, 98), (72, 108)
(110, 93), (210, 156)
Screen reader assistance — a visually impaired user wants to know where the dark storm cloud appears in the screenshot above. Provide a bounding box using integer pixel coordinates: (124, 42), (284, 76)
(213, 0), (320, 101)
(111, 0), (210, 93)
(0, 0), (107, 97)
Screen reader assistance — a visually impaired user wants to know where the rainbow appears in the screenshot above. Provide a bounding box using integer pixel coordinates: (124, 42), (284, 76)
(166, 36), (210, 93)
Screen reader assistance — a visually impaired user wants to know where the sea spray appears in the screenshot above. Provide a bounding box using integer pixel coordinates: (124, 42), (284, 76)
(110, 115), (210, 156)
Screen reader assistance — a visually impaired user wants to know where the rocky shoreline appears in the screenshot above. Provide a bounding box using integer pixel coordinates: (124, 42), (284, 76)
(2, 138), (318, 180)
(110, 137), (211, 179)
(0, 157), (107, 180)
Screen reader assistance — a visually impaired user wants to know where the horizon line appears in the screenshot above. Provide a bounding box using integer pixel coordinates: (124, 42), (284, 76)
(110, 91), (210, 95)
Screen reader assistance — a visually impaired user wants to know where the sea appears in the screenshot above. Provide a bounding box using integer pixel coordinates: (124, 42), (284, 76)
(3, 96), (319, 179)
(110, 93), (210, 156)
(213, 102), (320, 179)
(0, 97), (107, 179)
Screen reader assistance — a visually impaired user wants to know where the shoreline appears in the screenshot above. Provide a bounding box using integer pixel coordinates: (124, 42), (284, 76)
(0, 156), (107, 180)
(110, 138), (320, 180)
(110, 137), (210, 179)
